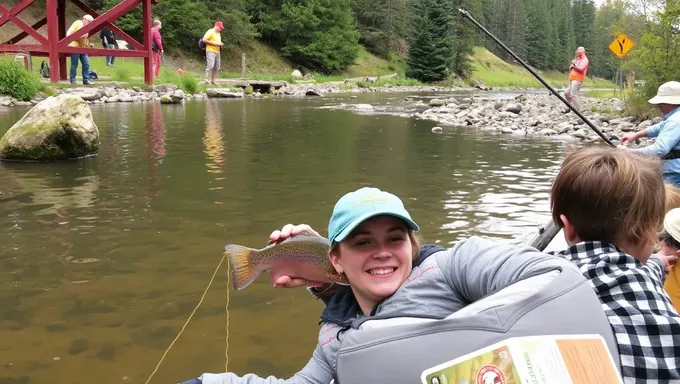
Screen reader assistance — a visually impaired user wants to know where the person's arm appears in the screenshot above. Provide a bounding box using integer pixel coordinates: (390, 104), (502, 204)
(620, 123), (662, 145)
(630, 120), (680, 157)
(182, 342), (335, 384)
(437, 236), (579, 302)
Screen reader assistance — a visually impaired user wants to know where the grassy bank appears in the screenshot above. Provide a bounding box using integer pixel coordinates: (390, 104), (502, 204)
(469, 47), (615, 89)
(7, 45), (617, 90)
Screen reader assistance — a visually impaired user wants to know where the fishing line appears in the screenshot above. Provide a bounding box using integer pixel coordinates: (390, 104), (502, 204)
(143, 251), (230, 383)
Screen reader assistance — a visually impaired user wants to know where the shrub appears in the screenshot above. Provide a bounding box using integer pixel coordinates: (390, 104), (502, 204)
(114, 68), (132, 82)
(0, 59), (42, 101)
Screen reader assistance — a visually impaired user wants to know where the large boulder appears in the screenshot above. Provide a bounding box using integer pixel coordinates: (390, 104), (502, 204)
(0, 94), (99, 161)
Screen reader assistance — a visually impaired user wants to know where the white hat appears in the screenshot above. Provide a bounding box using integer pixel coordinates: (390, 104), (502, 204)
(83, 14), (94, 21)
(664, 207), (680, 242)
(648, 81), (680, 105)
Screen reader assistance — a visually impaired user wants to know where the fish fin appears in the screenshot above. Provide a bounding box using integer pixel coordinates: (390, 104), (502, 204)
(225, 244), (259, 291)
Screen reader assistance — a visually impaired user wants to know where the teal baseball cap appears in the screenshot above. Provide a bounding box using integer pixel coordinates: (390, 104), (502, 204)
(327, 187), (420, 244)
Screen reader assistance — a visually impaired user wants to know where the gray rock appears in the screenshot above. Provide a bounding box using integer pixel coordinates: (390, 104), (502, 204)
(637, 120), (653, 130)
(206, 88), (244, 98)
(152, 84), (177, 93)
(429, 99), (445, 107)
(539, 128), (557, 136)
(171, 90), (185, 102)
(505, 103), (521, 114)
(556, 122), (573, 134)
(572, 129), (587, 139)
(0, 94), (99, 161)
(291, 70), (303, 78)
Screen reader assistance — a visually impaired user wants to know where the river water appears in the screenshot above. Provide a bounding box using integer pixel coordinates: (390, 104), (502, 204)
(0, 91), (568, 383)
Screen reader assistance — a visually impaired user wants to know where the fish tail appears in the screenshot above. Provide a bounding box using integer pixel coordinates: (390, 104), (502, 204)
(225, 244), (259, 291)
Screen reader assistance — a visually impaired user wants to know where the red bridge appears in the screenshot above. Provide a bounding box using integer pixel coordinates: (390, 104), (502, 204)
(0, 0), (157, 84)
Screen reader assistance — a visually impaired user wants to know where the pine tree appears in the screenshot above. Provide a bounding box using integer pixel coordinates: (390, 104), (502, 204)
(406, 0), (453, 82)
(524, 0), (551, 68)
(451, 0), (482, 77)
(254, 0), (361, 73)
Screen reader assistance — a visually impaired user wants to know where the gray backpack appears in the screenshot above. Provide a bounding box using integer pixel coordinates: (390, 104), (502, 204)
(334, 267), (620, 383)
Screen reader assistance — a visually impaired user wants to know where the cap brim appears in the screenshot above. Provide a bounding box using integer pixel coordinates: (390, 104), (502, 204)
(332, 210), (419, 244)
(648, 95), (680, 104)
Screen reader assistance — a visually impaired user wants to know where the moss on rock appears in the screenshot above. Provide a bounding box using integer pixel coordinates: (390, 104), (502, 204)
(0, 94), (99, 161)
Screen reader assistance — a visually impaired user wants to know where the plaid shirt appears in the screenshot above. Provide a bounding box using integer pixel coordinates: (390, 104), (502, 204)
(553, 242), (680, 383)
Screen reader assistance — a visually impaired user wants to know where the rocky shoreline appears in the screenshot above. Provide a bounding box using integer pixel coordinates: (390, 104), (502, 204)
(0, 82), (657, 146)
(0, 81), (476, 108)
(414, 93), (659, 146)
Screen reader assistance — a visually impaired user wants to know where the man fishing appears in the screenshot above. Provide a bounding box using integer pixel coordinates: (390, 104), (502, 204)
(620, 81), (680, 187)
(564, 47), (589, 111)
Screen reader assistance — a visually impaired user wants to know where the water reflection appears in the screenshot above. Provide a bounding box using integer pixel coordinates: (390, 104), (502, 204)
(203, 100), (225, 176)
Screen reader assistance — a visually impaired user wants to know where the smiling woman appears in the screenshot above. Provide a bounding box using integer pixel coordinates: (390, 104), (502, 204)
(181, 186), (580, 384)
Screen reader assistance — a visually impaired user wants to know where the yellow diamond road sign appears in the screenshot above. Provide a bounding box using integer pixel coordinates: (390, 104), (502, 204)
(609, 34), (635, 58)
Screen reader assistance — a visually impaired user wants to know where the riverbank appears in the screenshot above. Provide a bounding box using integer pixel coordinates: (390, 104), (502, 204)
(0, 82), (651, 147)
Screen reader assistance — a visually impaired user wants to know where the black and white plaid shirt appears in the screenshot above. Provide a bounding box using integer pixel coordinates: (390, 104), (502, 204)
(554, 241), (680, 383)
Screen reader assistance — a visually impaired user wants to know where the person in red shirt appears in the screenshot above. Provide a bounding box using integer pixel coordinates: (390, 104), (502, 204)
(151, 19), (163, 78)
(565, 46), (589, 111)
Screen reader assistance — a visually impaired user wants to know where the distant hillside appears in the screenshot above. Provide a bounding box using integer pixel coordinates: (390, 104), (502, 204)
(0, 0), (614, 88)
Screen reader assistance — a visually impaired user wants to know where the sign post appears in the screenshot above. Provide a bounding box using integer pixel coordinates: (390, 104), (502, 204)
(608, 34), (635, 97)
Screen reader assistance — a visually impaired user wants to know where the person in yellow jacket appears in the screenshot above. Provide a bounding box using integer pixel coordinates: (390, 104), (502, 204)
(657, 207), (680, 313)
(67, 14), (94, 85)
(202, 21), (224, 85)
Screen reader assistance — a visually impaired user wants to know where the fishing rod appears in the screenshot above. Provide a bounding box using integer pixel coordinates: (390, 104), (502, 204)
(458, 9), (615, 148)
(457, 8), (617, 250)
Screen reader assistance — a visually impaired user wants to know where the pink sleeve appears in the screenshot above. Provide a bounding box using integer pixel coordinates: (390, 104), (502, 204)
(152, 29), (163, 51)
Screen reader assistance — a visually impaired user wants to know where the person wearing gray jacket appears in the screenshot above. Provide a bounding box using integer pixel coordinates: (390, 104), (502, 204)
(180, 187), (579, 384)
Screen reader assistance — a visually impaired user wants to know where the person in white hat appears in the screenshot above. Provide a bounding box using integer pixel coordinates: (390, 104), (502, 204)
(659, 207), (680, 312)
(620, 81), (680, 186)
(66, 14), (95, 85)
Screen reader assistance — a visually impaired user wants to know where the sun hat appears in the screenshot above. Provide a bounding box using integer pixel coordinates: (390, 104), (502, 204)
(648, 81), (680, 105)
(83, 14), (94, 21)
(327, 187), (419, 244)
(664, 208), (680, 243)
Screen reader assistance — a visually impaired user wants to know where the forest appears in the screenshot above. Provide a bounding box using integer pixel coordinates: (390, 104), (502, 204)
(85, 0), (677, 89)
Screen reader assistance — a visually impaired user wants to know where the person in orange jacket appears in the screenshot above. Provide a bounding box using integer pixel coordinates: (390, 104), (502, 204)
(565, 47), (589, 111)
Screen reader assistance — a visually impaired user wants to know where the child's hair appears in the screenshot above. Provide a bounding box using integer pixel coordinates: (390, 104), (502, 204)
(666, 182), (680, 211)
(660, 230), (680, 249)
(551, 147), (666, 245)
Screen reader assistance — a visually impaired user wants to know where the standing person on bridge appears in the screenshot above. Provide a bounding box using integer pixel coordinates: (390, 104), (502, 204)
(620, 81), (680, 187)
(202, 21), (224, 86)
(67, 14), (94, 85)
(151, 19), (164, 78)
(564, 47), (589, 111)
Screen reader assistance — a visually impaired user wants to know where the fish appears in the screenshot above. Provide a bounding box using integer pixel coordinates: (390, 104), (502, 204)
(225, 230), (350, 290)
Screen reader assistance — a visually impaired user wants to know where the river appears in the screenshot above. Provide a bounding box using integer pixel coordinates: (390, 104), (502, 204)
(0, 91), (568, 383)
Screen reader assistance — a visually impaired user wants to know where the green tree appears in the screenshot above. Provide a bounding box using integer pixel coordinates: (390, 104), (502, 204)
(524, 0), (551, 68)
(451, 0), (482, 77)
(350, 0), (410, 58)
(405, 0), (453, 82)
(252, 0), (361, 73)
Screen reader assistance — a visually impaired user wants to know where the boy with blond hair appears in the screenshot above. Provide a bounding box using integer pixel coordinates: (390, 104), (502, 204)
(550, 147), (680, 383)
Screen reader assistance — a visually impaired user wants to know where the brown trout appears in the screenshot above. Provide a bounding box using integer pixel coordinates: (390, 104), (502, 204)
(225, 230), (350, 290)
